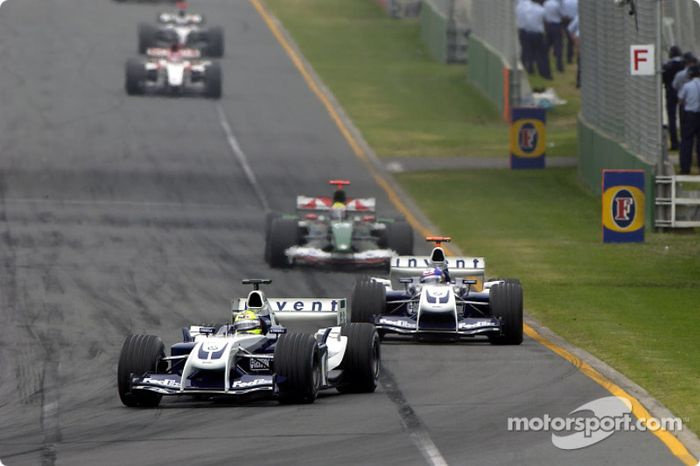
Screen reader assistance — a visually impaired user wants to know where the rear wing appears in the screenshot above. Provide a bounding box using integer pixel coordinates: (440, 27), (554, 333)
(296, 196), (375, 212)
(390, 256), (486, 291)
(233, 298), (347, 334)
(146, 47), (201, 59)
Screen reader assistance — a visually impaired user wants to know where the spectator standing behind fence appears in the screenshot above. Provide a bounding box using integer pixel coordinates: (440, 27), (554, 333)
(561, 0), (577, 65)
(522, 0), (552, 80)
(673, 53), (698, 158)
(516, 0), (533, 74)
(673, 53), (697, 96)
(678, 65), (700, 174)
(663, 46), (685, 151)
(543, 0), (564, 73)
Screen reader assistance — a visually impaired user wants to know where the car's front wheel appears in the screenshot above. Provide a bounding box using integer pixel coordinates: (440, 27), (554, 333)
(337, 323), (380, 393)
(275, 333), (321, 404)
(488, 281), (523, 345)
(117, 334), (165, 407)
(350, 277), (385, 324)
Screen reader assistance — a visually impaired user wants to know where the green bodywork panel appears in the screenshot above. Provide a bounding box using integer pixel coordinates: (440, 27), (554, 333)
(331, 222), (353, 252)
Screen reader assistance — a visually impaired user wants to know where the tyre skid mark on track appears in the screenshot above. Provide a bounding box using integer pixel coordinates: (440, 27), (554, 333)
(379, 367), (448, 466)
(216, 103), (270, 212)
(0, 176), (61, 466)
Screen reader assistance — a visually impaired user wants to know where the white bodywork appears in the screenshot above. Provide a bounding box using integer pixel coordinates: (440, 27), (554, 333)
(158, 12), (204, 45)
(143, 48), (208, 89)
(135, 291), (351, 396)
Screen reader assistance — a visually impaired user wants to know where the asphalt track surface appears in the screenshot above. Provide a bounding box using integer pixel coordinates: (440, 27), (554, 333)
(0, 0), (685, 465)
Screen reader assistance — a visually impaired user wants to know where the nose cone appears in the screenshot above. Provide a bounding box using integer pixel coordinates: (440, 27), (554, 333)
(331, 222), (353, 252)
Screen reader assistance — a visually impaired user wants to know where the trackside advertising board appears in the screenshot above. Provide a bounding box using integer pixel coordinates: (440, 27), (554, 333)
(602, 170), (645, 243)
(510, 107), (546, 169)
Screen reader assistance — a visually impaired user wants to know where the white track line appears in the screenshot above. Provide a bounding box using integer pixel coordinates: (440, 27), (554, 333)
(411, 432), (449, 466)
(216, 103), (270, 211)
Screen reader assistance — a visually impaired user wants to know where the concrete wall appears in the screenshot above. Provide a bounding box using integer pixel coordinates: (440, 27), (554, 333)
(466, 36), (509, 119)
(420, 0), (449, 63)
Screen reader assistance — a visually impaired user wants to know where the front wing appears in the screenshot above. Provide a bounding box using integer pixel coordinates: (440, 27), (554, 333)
(376, 315), (501, 336)
(285, 246), (394, 267)
(131, 373), (275, 396)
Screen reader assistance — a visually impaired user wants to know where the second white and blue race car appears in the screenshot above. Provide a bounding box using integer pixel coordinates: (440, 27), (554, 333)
(350, 237), (523, 344)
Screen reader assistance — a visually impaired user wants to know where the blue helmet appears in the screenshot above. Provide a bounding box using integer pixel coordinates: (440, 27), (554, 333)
(420, 267), (445, 284)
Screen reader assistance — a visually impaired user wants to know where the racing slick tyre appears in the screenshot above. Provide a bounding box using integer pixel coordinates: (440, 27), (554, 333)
(125, 59), (146, 95)
(488, 281), (523, 345)
(204, 62), (222, 99)
(350, 278), (385, 324)
(386, 221), (413, 255)
(138, 23), (158, 54)
(337, 323), (380, 393)
(205, 26), (225, 58)
(274, 333), (321, 404)
(117, 334), (166, 407)
(268, 217), (299, 268)
(264, 211), (280, 263)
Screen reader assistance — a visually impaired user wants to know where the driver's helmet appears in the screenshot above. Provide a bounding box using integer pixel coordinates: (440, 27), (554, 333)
(330, 202), (346, 221)
(233, 310), (262, 335)
(169, 43), (182, 59)
(420, 267), (445, 284)
(176, 1), (188, 16)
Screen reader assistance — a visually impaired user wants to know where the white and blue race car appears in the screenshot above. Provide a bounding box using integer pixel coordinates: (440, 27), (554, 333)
(350, 237), (523, 344)
(117, 279), (380, 407)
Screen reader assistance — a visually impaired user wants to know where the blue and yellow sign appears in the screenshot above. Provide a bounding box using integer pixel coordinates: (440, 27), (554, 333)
(510, 108), (546, 169)
(602, 170), (645, 243)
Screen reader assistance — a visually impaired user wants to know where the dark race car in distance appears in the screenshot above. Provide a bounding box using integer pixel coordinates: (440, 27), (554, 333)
(265, 180), (413, 269)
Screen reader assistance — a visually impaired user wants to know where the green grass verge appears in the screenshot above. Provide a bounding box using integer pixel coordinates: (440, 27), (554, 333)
(266, 0), (506, 157)
(398, 168), (700, 433)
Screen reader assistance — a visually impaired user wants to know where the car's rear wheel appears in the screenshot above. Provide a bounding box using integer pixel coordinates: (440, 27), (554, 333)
(125, 59), (146, 95)
(204, 62), (222, 99)
(264, 211), (280, 263)
(275, 333), (321, 404)
(138, 23), (157, 54)
(337, 323), (380, 393)
(385, 221), (413, 255)
(488, 281), (523, 345)
(205, 26), (224, 58)
(117, 334), (165, 407)
(350, 277), (385, 324)
(268, 218), (299, 268)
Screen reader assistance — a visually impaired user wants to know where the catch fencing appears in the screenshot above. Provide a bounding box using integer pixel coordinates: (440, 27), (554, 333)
(661, 0), (700, 54)
(420, 0), (470, 64)
(579, 0), (660, 171)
